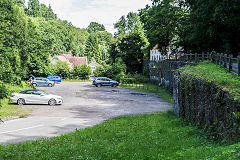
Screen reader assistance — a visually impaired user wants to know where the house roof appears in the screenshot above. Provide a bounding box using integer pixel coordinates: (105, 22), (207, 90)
(55, 55), (72, 65)
(151, 44), (160, 50)
(51, 53), (88, 66)
(67, 57), (88, 66)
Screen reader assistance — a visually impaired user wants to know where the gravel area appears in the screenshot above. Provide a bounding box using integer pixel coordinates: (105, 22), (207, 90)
(0, 82), (172, 144)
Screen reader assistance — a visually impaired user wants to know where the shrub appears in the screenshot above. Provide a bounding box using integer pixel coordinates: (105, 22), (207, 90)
(0, 83), (8, 107)
(72, 65), (92, 79)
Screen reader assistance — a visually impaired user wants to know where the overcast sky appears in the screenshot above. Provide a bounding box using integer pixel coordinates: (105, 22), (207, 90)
(26, 0), (152, 34)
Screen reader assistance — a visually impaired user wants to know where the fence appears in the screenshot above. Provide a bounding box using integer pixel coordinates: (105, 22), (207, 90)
(121, 82), (162, 92)
(147, 53), (240, 93)
(171, 53), (240, 76)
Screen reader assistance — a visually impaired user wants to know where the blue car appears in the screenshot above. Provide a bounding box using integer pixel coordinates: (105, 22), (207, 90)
(47, 76), (62, 83)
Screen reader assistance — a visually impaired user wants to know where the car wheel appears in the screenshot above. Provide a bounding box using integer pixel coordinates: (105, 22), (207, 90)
(32, 83), (37, 87)
(48, 83), (53, 87)
(97, 83), (101, 87)
(112, 84), (117, 87)
(17, 98), (25, 105)
(48, 99), (56, 106)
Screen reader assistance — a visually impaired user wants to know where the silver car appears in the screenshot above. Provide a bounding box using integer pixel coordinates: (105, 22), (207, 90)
(10, 89), (63, 106)
(32, 77), (55, 87)
(92, 77), (119, 87)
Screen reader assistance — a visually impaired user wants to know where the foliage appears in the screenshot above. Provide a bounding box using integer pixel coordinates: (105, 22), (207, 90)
(87, 22), (106, 33)
(185, 0), (240, 56)
(72, 65), (92, 79)
(85, 34), (101, 62)
(94, 58), (126, 81)
(112, 12), (149, 74)
(121, 74), (149, 84)
(178, 62), (240, 100)
(140, 0), (188, 53)
(48, 61), (71, 79)
(110, 33), (148, 74)
(0, 83), (8, 107)
(0, 112), (240, 159)
(177, 62), (240, 142)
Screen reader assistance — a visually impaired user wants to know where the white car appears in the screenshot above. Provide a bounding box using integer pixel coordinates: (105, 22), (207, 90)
(10, 89), (63, 106)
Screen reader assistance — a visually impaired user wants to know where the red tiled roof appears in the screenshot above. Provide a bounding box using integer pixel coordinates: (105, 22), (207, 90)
(67, 57), (88, 66)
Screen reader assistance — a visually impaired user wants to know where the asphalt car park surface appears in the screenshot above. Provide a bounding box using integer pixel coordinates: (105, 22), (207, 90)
(0, 82), (172, 145)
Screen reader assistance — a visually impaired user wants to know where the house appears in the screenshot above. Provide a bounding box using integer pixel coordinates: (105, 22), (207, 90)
(150, 44), (166, 61)
(89, 61), (100, 73)
(150, 44), (184, 61)
(50, 50), (88, 69)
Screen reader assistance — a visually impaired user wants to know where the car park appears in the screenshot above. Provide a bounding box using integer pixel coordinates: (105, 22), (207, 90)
(47, 76), (62, 83)
(92, 77), (119, 87)
(10, 89), (63, 106)
(31, 77), (55, 87)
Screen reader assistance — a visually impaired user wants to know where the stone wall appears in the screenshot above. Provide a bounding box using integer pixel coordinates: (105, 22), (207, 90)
(173, 72), (240, 142)
(149, 60), (197, 92)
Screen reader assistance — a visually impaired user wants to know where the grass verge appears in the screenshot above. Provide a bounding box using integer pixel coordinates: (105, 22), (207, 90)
(178, 62), (240, 101)
(120, 83), (173, 104)
(0, 112), (239, 159)
(0, 82), (32, 118)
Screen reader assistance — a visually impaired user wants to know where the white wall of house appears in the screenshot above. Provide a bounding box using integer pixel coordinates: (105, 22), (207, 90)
(150, 49), (166, 61)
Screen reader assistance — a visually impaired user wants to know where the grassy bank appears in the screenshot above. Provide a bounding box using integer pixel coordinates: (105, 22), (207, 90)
(0, 82), (32, 118)
(178, 62), (240, 101)
(120, 83), (173, 104)
(0, 112), (239, 159)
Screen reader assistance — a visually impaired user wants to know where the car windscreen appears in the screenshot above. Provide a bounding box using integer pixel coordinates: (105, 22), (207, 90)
(35, 91), (48, 95)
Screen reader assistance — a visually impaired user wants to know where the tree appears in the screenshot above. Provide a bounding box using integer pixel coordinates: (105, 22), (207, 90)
(87, 22), (106, 33)
(13, 0), (25, 8)
(111, 12), (149, 73)
(93, 31), (113, 61)
(85, 34), (101, 62)
(39, 4), (57, 20)
(139, 0), (188, 54)
(185, 0), (240, 56)
(110, 33), (148, 74)
(27, 0), (40, 17)
(0, 0), (23, 78)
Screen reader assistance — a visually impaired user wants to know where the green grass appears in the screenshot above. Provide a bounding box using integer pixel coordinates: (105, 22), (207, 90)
(120, 83), (173, 104)
(62, 79), (91, 82)
(178, 62), (240, 101)
(0, 112), (239, 159)
(0, 81), (32, 118)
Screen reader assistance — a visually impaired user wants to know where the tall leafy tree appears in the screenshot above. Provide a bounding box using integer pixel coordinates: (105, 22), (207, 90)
(87, 22), (106, 33)
(111, 12), (149, 73)
(27, 0), (40, 17)
(185, 0), (240, 55)
(139, 0), (188, 54)
(85, 34), (101, 62)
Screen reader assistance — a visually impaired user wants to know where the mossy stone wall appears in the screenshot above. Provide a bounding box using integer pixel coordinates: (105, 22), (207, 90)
(173, 72), (240, 142)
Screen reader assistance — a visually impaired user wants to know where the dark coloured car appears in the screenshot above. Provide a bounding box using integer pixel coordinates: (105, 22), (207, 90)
(92, 77), (119, 87)
(32, 77), (55, 87)
(47, 76), (62, 83)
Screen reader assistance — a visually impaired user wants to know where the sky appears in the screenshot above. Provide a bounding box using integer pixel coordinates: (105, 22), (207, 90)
(26, 0), (152, 34)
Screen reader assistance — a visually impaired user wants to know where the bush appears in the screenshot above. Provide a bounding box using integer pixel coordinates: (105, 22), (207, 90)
(94, 58), (127, 81)
(0, 83), (8, 107)
(72, 65), (92, 79)
(121, 74), (149, 84)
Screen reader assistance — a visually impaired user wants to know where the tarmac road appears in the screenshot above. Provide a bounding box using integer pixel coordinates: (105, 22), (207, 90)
(0, 82), (172, 145)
